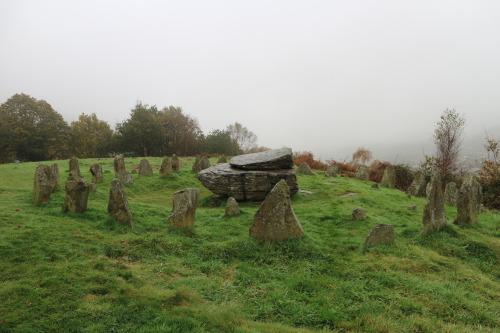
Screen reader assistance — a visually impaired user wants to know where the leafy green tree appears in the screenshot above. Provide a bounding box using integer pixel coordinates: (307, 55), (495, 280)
(69, 113), (114, 158)
(226, 122), (257, 153)
(159, 107), (204, 156)
(204, 129), (239, 155)
(0, 93), (69, 161)
(116, 103), (164, 157)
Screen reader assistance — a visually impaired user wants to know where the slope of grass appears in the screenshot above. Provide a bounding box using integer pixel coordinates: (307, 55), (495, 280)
(0, 158), (499, 332)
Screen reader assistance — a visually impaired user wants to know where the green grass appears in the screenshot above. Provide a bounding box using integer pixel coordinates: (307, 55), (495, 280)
(1, 157), (499, 332)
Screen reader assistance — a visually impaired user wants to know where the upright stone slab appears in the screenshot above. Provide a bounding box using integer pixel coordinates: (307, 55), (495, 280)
(325, 165), (339, 177)
(168, 188), (200, 229)
(159, 156), (173, 177)
(114, 154), (134, 184)
(89, 164), (103, 183)
(171, 154), (180, 173)
(225, 197), (240, 217)
(217, 155), (227, 164)
(406, 172), (427, 197)
(250, 179), (304, 241)
(381, 165), (396, 188)
(364, 224), (395, 246)
(297, 162), (314, 175)
(33, 164), (53, 204)
(355, 165), (369, 181)
(69, 158), (81, 177)
(422, 170), (446, 234)
(230, 147), (293, 170)
(199, 156), (210, 171)
(63, 172), (90, 213)
(50, 163), (60, 191)
(108, 179), (133, 225)
(454, 174), (483, 225)
(139, 159), (153, 176)
(444, 182), (458, 206)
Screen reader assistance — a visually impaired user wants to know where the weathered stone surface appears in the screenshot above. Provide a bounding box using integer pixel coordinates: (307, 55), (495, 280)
(139, 159), (153, 176)
(90, 164), (103, 183)
(33, 164), (53, 204)
(351, 207), (367, 220)
(198, 163), (299, 201)
(50, 163), (60, 191)
(192, 156), (210, 173)
(191, 155), (201, 172)
(225, 197), (240, 216)
(159, 156), (173, 177)
(171, 154), (180, 173)
(406, 172), (427, 197)
(89, 183), (97, 192)
(69, 158), (81, 177)
(364, 224), (395, 246)
(422, 170), (446, 234)
(168, 188), (200, 229)
(324, 165), (338, 177)
(355, 165), (369, 181)
(217, 155), (227, 164)
(230, 148), (293, 170)
(250, 179), (304, 241)
(444, 182), (458, 206)
(454, 174), (483, 225)
(297, 162), (314, 175)
(63, 172), (90, 213)
(114, 154), (134, 184)
(108, 179), (133, 225)
(381, 165), (396, 188)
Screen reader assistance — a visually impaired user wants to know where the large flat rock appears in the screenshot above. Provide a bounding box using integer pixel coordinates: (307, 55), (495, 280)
(230, 147), (294, 170)
(198, 163), (298, 201)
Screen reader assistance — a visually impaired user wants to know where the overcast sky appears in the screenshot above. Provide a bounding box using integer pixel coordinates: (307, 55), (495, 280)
(1, 0), (499, 162)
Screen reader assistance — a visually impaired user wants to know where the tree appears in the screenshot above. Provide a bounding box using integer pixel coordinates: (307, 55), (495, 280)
(0, 93), (69, 161)
(433, 108), (466, 181)
(116, 103), (164, 157)
(226, 122), (257, 153)
(204, 129), (239, 155)
(70, 113), (114, 158)
(159, 107), (204, 156)
(352, 147), (372, 165)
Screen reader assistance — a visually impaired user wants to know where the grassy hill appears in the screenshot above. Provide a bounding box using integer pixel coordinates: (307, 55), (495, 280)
(0, 157), (499, 332)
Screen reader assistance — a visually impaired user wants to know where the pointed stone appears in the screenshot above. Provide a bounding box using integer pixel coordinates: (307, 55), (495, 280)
(168, 188), (200, 229)
(199, 156), (211, 171)
(108, 179), (133, 225)
(454, 174), (483, 225)
(63, 171), (90, 213)
(225, 197), (240, 217)
(381, 165), (396, 188)
(355, 165), (369, 181)
(422, 170), (446, 234)
(33, 164), (53, 204)
(69, 158), (81, 177)
(325, 165), (339, 177)
(217, 155), (227, 164)
(159, 156), (173, 177)
(406, 172), (427, 197)
(351, 207), (367, 220)
(90, 164), (104, 183)
(139, 159), (153, 176)
(297, 162), (314, 175)
(50, 163), (60, 191)
(171, 154), (180, 173)
(250, 179), (304, 241)
(191, 155), (201, 172)
(364, 224), (395, 246)
(114, 154), (134, 184)
(444, 182), (458, 206)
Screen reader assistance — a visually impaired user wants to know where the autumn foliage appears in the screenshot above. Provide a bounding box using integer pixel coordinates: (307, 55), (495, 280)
(293, 152), (328, 170)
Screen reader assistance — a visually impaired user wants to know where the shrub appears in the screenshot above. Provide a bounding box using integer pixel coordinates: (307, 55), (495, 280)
(293, 152), (328, 170)
(326, 160), (357, 178)
(478, 160), (500, 210)
(369, 160), (391, 183)
(394, 164), (414, 192)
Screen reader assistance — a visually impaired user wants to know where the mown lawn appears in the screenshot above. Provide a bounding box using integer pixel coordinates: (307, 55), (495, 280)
(0, 157), (499, 332)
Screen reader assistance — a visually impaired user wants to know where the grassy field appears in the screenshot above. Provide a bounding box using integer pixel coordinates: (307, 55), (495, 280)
(0, 157), (499, 332)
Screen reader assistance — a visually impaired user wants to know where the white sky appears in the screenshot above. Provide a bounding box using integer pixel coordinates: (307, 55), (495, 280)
(1, 0), (499, 162)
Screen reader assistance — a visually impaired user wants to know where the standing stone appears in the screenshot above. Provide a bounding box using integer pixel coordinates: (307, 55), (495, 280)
(351, 207), (367, 220)
(250, 179), (304, 241)
(33, 164), (53, 204)
(381, 165), (396, 188)
(69, 158), (81, 177)
(168, 188), (200, 229)
(139, 159), (153, 176)
(50, 163), (60, 191)
(297, 162), (314, 175)
(63, 172), (90, 213)
(355, 165), (369, 181)
(225, 197), (240, 217)
(325, 165), (339, 177)
(89, 183), (97, 192)
(422, 170), (446, 234)
(192, 155), (210, 173)
(406, 172), (427, 197)
(364, 224), (395, 246)
(171, 154), (180, 173)
(108, 179), (133, 225)
(454, 174), (483, 225)
(217, 155), (228, 164)
(159, 156), (173, 177)
(89, 164), (103, 183)
(191, 155), (201, 172)
(114, 154), (134, 184)
(444, 182), (458, 206)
